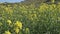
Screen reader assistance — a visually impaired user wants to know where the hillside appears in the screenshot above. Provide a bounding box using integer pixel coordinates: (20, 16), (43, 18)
(0, 0), (60, 34)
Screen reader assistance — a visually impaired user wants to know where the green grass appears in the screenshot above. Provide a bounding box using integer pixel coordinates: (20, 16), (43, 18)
(0, 3), (60, 34)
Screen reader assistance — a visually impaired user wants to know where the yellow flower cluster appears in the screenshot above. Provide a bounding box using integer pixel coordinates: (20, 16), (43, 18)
(7, 20), (12, 25)
(1, 2), (60, 34)
(39, 3), (57, 12)
(14, 21), (22, 29)
(14, 28), (20, 34)
(39, 3), (49, 12)
(4, 7), (13, 14)
(4, 30), (11, 34)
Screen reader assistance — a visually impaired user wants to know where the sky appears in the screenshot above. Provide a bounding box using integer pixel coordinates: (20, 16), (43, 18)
(0, 0), (24, 3)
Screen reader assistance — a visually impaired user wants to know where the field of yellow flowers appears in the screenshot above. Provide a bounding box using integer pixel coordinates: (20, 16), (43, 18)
(0, 3), (60, 34)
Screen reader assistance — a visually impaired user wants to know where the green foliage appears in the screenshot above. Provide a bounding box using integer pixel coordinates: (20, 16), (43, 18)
(0, 3), (60, 34)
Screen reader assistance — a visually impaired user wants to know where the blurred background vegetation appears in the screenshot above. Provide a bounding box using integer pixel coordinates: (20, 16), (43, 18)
(0, 0), (60, 34)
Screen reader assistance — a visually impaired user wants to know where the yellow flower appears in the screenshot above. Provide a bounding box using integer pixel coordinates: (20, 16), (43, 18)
(14, 28), (19, 34)
(4, 30), (11, 34)
(5, 7), (13, 14)
(15, 21), (22, 29)
(39, 4), (49, 12)
(7, 20), (12, 25)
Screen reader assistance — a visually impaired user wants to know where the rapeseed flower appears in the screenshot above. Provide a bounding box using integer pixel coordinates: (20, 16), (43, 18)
(14, 21), (22, 29)
(7, 20), (12, 25)
(4, 30), (11, 34)
(39, 4), (49, 12)
(5, 7), (13, 14)
(14, 28), (19, 34)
